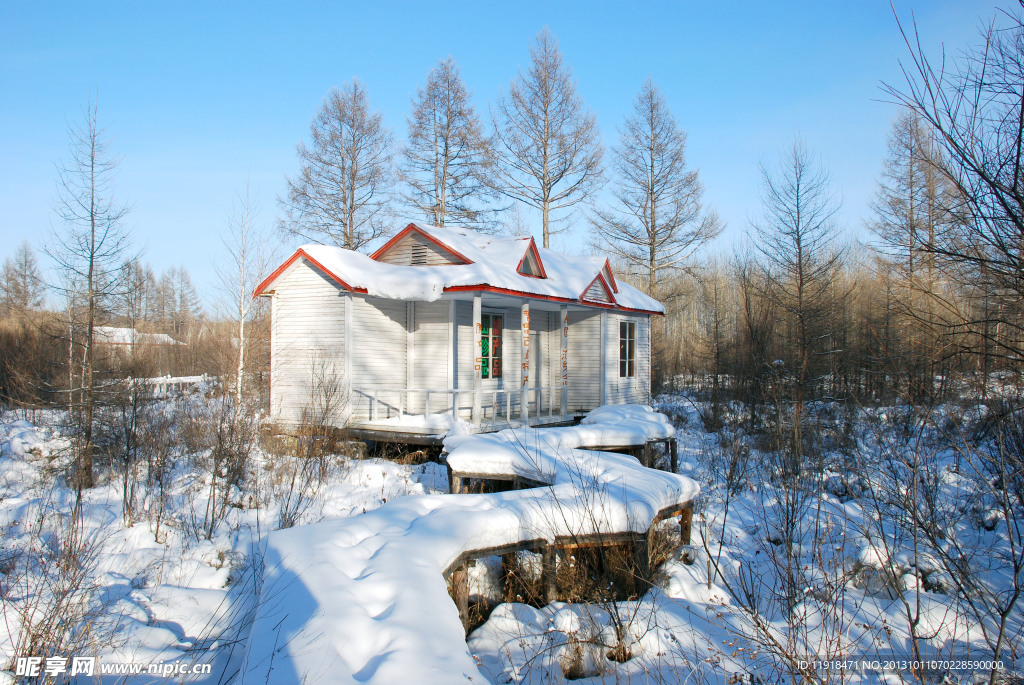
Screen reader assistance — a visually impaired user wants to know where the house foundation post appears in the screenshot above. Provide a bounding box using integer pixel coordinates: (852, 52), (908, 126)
(472, 295), (482, 426)
(542, 544), (557, 603)
(501, 552), (515, 602)
(452, 563), (470, 633)
(560, 305), (568, 417)
(633, 534), (651, 589)
(520, 300), (530, 425)
(680, 504), (693, 545)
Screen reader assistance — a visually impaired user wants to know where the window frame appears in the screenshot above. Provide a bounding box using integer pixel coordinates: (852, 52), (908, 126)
(619, 320), (636, 378)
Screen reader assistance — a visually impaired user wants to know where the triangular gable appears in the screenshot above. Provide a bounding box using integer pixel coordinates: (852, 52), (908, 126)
(580, 273), (616, 305)
(601, 259), (618, 293)
(253, 248), (358, 297)
(370, 223), (473, 266)
(516, 238), (547, 279)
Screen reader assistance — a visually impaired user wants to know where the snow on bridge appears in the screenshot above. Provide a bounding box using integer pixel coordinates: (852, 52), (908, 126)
(240, 405), (699, 684)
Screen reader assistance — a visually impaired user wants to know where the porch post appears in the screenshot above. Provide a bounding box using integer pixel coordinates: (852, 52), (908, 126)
(520, 300), (530, 424)
(560, 305), (568, 417)
(472, 295), (482, 426)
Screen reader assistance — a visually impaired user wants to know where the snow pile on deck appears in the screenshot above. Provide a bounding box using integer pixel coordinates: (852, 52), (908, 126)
(240, 405), (697, 685)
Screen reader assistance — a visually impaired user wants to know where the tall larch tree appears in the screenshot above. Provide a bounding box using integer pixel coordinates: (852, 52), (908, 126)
(402, 57), (497, 230)
(591, 79), (720, 297)
(280, 80), (394, 251)
(1, 241), (45, 316)
(750, 139), (844, 474)
(491, 28), (604, 247)
(49, 99), (131, 490)
(870, 110), (954, 400)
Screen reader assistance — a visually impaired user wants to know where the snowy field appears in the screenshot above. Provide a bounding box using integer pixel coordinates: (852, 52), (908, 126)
(0, 387), (1020, 683)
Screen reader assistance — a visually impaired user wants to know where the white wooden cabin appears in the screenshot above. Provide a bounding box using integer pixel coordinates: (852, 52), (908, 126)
(254, 223), (664, 441)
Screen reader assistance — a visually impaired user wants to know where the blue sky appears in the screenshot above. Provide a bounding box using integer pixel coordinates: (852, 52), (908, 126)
(0, 1), (1003, 304)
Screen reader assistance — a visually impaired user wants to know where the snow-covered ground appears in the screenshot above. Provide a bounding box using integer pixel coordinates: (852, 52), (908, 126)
(0, 400), (445, 683)
(241, 404), (696, 685)
(0, 390), (1020, 684)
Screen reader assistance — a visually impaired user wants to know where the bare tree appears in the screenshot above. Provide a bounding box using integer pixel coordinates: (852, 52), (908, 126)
(280, 80), (394, 251)
(592, 79), (720, 297)
(750, 140), (844, 472)
(1, 240), (45, 317)
(884, 7), (1024, 364)
(402, 57), (498, 230)
(217, 182), (273, 424)
(48, 98), (131, 490)
(870, 110), (958, 401)
(491, 28), (604, 247)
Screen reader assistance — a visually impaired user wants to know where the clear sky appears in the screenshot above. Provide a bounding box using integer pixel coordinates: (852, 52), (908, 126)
(0, 1), (1005, 305)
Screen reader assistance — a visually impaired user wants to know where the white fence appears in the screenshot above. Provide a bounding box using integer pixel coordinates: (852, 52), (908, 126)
(352, 385), (565, 426)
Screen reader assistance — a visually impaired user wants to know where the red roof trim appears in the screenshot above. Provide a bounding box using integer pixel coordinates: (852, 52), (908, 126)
(516, 237), (548, 279)
(443, 284), (661, 315)
(602, 259), (618, 293)
(253, 248), (361, 297)
(369, 223), (473, 265)
(580, 273), (617, 305)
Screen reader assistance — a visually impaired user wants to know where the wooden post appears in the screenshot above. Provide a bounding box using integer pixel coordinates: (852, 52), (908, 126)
(642, 441), (652, 468)
(633, 534), (651, 588)
(501, 553), (515, 602)
(452, 563), (470, 633)
(542, 544), (557, 604)
(680, 504), (693, 545)
(670, 438), (678, 473)
(560, 305), (569, 417)
(472, 295), (482, 426)
(520, 301), (530, 425)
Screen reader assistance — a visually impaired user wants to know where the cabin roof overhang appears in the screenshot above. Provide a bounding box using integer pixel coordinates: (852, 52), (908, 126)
(444, 284), (661, 315)
(253, 248), (366, 297)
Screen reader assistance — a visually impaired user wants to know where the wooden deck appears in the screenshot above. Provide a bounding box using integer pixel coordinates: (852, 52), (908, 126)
(347, 413), (581, 445)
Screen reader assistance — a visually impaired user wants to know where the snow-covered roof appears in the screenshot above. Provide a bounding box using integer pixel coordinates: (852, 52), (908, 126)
(254, 223), (664, 314)
(94, 326), (184, 346)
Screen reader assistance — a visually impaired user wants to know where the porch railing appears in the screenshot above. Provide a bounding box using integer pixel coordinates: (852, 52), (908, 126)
(352, 386), (565, 426)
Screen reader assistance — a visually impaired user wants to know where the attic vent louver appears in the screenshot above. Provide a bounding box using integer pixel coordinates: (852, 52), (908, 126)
(410, 243), (429, 265)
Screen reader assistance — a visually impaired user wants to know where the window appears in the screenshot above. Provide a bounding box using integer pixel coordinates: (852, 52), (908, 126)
(619, 321), (635, 378)
(481, 313), (503, 379)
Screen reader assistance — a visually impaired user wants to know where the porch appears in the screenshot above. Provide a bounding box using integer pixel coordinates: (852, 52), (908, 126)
(348, 384), (577, 444)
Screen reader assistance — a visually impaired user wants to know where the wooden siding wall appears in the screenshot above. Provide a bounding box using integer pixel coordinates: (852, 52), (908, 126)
(269, 265), (653, 427)
(567, 310), (602, 410)
(349, 296), (408, 419)
(455, 300), (474, 396)
(602, 313), (651, 405)
(547, 311), (561, 409)
(270, 262), (346, 426)
(410, 301), (450, 413)
(376, 232), (461, 266)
